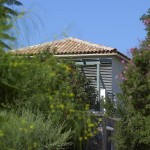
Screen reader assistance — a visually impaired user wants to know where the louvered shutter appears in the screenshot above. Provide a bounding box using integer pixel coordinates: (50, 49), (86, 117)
(100, 63), (112, 99)
(76, 59), (113, 111)
(80, 64), (97, 89)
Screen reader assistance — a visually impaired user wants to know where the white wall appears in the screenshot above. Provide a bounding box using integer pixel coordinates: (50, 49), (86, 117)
(112, 56), (124, 100)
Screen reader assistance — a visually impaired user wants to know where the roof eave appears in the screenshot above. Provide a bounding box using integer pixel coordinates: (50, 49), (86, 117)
(54, 53), (130, 62)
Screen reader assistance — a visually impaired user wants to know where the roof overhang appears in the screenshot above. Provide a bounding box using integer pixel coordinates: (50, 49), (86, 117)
(54, 53), (130, 62)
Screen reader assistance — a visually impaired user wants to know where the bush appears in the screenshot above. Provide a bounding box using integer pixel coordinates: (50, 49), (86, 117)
(0, 109), (71, 150)
(112, 9), (150, 150)
(0, 51), (98, 149)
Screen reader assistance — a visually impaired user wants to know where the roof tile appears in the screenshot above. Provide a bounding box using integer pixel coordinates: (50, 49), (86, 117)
(12, 37), (117, 55)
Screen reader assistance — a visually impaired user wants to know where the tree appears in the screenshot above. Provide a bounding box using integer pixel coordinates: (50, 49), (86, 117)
(112, 9), (150, 150)
(0, 0), (23, 50)
(0, 51), (98, 149)
(0, 1), (98, 149)
(0, 0), (73, 146)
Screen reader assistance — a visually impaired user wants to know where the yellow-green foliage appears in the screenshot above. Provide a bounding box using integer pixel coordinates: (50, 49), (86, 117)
(0, 109), (71, 150)
(0, 51), (98, 149)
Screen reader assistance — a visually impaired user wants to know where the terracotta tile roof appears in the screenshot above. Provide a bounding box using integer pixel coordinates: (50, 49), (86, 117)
(12, 37), (129, 60)
(12, 37), (117, 54)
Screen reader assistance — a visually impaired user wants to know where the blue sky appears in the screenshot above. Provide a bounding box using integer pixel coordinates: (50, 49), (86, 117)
(18, 0), (150, 55)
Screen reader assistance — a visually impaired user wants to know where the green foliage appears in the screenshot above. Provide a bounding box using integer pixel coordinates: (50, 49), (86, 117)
(104, 97), (116, 117)
(0, 0), (23, 50)
(0, 1), (98, 149)
(140, 8), (150, 38)
(0, 51), (98, 149)
(112, 9), (150, 150)
(0, 109), (71, 150)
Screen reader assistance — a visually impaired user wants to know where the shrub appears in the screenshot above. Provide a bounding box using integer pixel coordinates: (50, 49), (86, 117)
(0, 109), (71, 150)
(112, 9), (150, 150)
(0, 51), (98, 149)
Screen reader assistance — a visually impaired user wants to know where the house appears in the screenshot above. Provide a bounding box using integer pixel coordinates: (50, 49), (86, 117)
(13, 37), (129, 150)
(13, 37), (129, 111)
